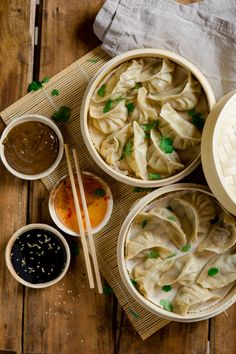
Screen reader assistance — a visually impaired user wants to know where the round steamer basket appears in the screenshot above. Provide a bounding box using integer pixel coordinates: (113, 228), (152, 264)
(80, 48), (216, 188)
(117, 183), (236, 322)
(201, 90), (236, 216)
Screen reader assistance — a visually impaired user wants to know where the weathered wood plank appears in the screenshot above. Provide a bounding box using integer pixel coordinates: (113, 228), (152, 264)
(0, 0), (35, 352)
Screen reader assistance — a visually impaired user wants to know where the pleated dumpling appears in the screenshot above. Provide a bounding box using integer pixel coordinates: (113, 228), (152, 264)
(172, 284), (221, 315)
(147, 129), (184, 176)
(125, 230), (174, 260)
(134, 206), (187, 249)
(197, 213), (236, 253)
(100, 123), (133, 166)
(90, 99), (128, 134)
(158, 254), (202, 287)
(140, 58), (175, 94)
(197, 253), (236, 289)
(158, 103), (202, 150)
(126, 121), (148, 179)
(152, 73), (202, 111)
(131, 87), (158, 124)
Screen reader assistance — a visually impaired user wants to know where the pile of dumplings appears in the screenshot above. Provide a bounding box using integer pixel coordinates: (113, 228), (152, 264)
(88, 58), (209, 180)
(125, 191), (236, 315)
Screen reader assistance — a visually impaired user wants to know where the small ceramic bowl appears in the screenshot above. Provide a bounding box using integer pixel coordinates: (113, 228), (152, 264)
(0, 114), (64, 180)
(48, 171), (113, 236)
(5, 223), (71, 289)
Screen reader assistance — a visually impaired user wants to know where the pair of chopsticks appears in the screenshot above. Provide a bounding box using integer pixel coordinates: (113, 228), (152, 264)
(64, 144), (103, 294)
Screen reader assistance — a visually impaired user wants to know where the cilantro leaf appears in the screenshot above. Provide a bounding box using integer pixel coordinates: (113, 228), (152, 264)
(160, 136), (174, 154)
(42, 76), (50, 83)
(121, 140), (133, 158)
(141, 219), (148, 229)
(134, 82), (142, 89)
(181, 244), (191, 252)
(162, 285), (172, 292)
(188, 108), (205, 131)
(146, 250), (159, 259)
(148, 173), (161, 180)
(166, 206), (173, 212)
(94, 188), (106, 197)
(97, 84), (106, 97)
(208, 267), (219, 276)
(144, 133), (150, 139)
(142, 121), (157, 132)
(103, 99), (113, 113)
(167, 216), (176, 221)
(126, 102), (135, 113)
(159, 299), (173, 312)
(131, 279), (137, 287)
(51, 89), (59, 96)
(103, 282), (113, 294)
(87, 58), (98, 63)
(167, 252), (176, 258)
(28, 81), (43, 92)
(51, 106), (71, 122)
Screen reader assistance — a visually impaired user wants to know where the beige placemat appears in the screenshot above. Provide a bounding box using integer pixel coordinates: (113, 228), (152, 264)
(0, 46), (170, 340)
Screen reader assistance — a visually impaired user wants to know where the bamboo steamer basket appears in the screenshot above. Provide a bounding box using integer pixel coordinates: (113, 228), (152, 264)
(80, 48), (216, 188)
(117, 183), (236, 322)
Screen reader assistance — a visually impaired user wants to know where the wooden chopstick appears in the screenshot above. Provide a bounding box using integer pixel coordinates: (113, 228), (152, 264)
(64, 144), (95, 289)
(72, 148), (103, 294)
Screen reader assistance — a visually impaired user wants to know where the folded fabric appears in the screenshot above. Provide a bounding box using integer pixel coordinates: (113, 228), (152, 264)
(93, 0), (236, 99)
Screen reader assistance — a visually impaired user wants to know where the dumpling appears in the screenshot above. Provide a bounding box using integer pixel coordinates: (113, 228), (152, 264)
(140, 59), (175, 94)
(197, 253), (236, 289)
(132, 258), (174, 295)
(125, 230), (174, 260)
(147, 129), (184, 176)
(150, 73), (202, 111)
(134, 206), (187, 249)
(126, 121), (148, 179)
(131, 87), (158, 124)
(158, 254), (202, 287)
(197, 213), (236, 253)
(158, 103), (202, 150)
(90, 99), (128, 134)
(172, 284), (221, 315)
(100, 123), (133, 166)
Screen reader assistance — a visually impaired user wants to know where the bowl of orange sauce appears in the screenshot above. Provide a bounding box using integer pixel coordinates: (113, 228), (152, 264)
(49, 172), (113, 236)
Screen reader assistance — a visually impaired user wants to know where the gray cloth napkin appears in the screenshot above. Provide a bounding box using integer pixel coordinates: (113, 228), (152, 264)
(93, 0), (236, 99)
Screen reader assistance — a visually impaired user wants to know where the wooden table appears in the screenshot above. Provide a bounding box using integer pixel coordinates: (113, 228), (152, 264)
(0, 1), (235, 353)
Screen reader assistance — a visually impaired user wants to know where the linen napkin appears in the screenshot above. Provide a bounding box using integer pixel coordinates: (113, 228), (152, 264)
(93, 0), (236, 99)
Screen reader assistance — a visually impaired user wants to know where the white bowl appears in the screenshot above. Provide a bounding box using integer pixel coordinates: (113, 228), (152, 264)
(48, 171), (113, 236)
(117, 183), (236, 322)
(0, 114), (64, 180)
(80, 48), (216, 188)
(5, 223), (71, 289)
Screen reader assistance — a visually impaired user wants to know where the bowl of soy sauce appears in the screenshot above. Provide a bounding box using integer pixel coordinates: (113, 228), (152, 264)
(5, 224), (71, 288)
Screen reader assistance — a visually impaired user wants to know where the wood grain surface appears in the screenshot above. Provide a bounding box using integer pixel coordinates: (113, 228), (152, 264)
(0, 0), (235, 354)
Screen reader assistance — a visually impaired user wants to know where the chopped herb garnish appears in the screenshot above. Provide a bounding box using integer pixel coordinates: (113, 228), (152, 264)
(167, 216), (176, 222)
(103, 99), (113, 113)
(210, 215), (219, 225)
(159, 299), (173, 312)
(133, 187), (155, 192)
(87, 58), (98, 63)
(144, 133), (150, 139)
(188, 108), (205, 131)
(130, 310), (140, 318)
(181, 244), (191, 252)
(131, 279), (137, 287)
(28, 81), (43, 92)
(146, 250), (159, 259)
(141, 219), (148, 229)
(94, 188), (106, 197)
(167, 252), (176, 258)
(42, 76), (50, 83)
(51, 89), (59, 96)
(162, 285), (172, 292)
(208, 267), (219, 276)
(51, 106), (71, 122)
(142, 121), (157, 132)
(121, 140), (133, 158)
(148, 173), (161, 180)
(97, 84), (106, 97)
(160, 136), (174, 154)
(166, 206), (173, 212)
(103, 282), (113, 294)
(134, 82), (142, 89)
(126, 102), (135, 113)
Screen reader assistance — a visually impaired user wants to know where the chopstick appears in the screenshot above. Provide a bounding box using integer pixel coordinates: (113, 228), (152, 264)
(64, 144), (95, 289)
(73, 148), (103, 294)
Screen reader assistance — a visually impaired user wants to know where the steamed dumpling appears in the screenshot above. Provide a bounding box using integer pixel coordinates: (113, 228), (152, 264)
(100, 123), (133, 166)
(140, 59), (175, 94)
(126, 121), (148, 179)
(90, 100), (128, 134)
(147, 129), (184, 176)
(158, 103), (201, 150)
(134, 206), (187, 249)
(131, 87), (158, 124)
(125, 230), (174, 260)
(197, 253), (236, 289)
(172, 284), (221, 315)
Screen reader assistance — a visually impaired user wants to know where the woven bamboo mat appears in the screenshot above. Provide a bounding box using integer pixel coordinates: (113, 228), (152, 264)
(0, 46), (170, 340)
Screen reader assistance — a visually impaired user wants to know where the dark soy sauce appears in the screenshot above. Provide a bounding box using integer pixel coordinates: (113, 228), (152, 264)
(10, 229), (67, 284)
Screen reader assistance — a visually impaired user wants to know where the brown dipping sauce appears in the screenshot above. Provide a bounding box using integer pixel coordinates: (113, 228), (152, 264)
(3, 121), (59, 175)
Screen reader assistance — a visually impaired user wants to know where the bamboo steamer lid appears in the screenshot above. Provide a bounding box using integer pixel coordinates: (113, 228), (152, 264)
(201, 90), (236, 216)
